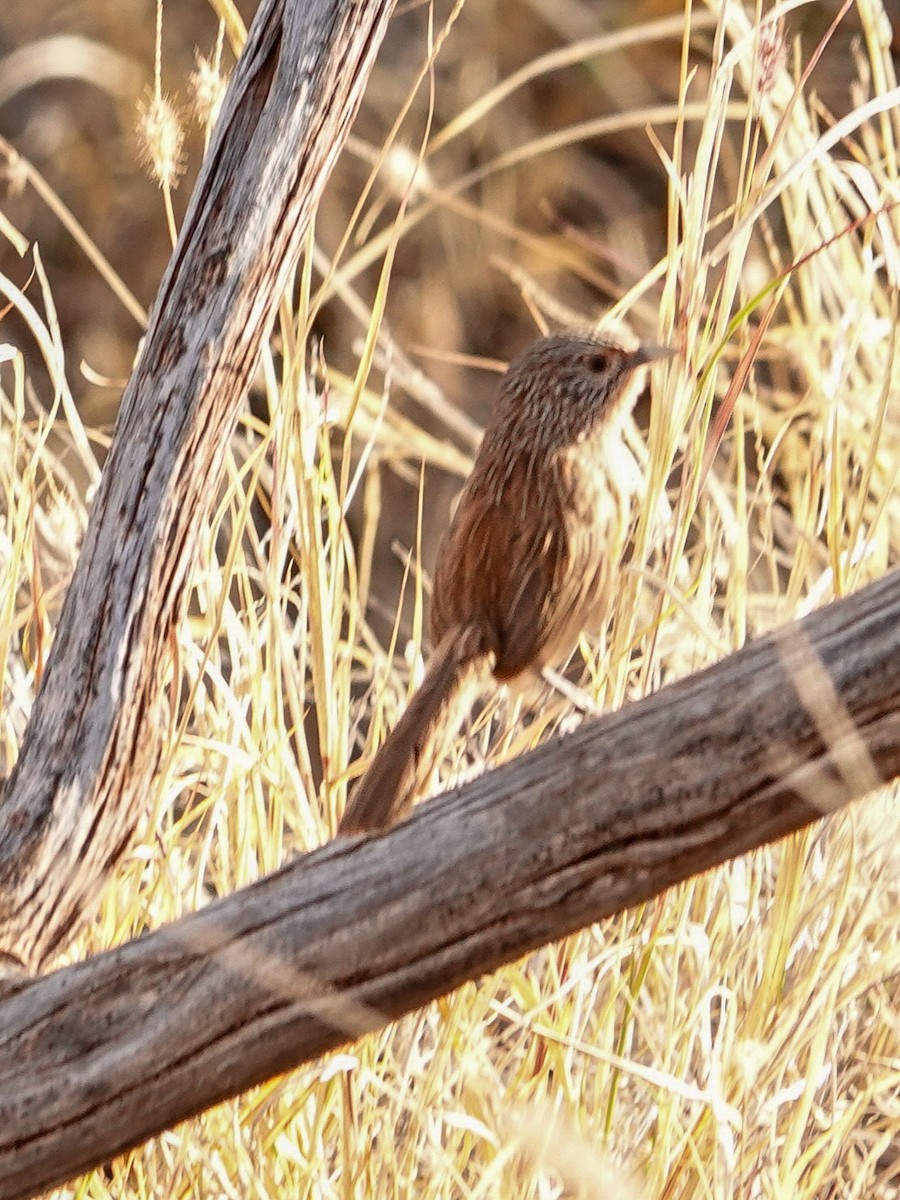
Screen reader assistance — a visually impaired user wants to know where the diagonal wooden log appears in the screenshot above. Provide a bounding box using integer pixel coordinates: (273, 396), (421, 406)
(3, 566), (900, 1197)
(0, 0), (396, 974)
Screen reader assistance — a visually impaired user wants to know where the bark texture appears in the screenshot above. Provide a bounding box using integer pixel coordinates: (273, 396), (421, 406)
(0, 0), (396, 973)
(4, 566), (900, 1197)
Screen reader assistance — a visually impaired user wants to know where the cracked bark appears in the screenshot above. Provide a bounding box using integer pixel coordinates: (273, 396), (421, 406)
(0, 0), (396, 973)
(3, 567), (900, 1195)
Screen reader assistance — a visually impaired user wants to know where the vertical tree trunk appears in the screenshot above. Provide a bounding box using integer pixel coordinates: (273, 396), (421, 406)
(0, 0), (396, 975)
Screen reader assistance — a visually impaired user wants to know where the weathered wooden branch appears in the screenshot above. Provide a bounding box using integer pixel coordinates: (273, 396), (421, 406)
(4, 566), (900, 1197)
(0, 0), (396, 973)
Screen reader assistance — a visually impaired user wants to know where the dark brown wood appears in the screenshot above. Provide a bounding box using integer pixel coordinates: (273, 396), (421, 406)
(0, 0), (396, 974)
(4, 566), (900, 1197)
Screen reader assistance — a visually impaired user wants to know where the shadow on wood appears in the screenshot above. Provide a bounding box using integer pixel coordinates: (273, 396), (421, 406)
(4, 566), (900, 1197)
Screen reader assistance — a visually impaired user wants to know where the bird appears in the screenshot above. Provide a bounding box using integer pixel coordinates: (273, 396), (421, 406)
(338, 332), (669, 836)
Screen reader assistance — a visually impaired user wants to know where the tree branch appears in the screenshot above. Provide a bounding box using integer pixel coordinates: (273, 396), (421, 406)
(0, 0), (396, 973)
(4, 566), (900, 1197)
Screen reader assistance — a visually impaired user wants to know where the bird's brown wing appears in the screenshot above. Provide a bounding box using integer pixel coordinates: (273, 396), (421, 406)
(431, 456), (574, 680)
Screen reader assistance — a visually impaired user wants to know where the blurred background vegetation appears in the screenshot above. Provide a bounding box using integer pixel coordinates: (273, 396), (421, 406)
(5, 0), (892, 626)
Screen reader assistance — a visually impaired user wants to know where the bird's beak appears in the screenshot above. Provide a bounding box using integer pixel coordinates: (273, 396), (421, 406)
(629, 342), (677, 368)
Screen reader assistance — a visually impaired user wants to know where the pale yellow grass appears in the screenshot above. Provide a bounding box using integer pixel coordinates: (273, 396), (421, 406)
(1, 0), (899, 1196)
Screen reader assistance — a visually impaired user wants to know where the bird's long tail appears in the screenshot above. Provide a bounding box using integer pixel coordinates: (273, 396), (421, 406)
(337, 625), (490, 836)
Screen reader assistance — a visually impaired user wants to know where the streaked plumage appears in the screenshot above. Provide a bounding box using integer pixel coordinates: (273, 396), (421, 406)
(338, 334), (663, 836)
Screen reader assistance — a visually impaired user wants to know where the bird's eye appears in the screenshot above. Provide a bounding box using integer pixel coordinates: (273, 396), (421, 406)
(586, 354), (607, 372)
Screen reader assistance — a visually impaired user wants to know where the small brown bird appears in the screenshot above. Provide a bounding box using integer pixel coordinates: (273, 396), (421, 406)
(338, 333), (669, 836)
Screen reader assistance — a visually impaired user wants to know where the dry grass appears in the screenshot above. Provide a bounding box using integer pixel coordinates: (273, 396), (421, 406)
(2, 0), (900, 1195)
